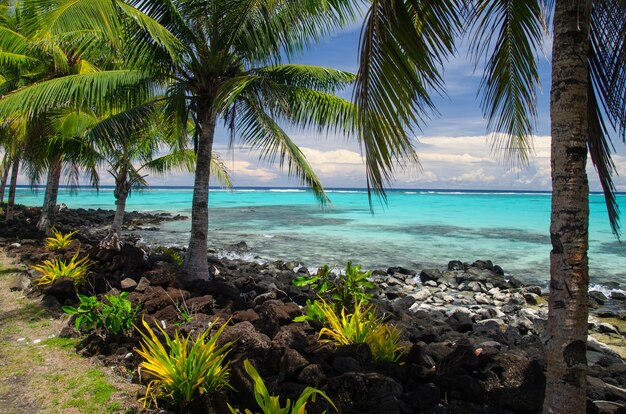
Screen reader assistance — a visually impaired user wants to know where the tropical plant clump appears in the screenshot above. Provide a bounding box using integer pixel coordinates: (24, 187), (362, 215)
(135, 318), (233, 409)
(44, 227), (79, 251)
(31, 250), (90, 286)
(228, 359), (337, 414)
(293, 261), (375, 317)
(154, 246), (184, 267)
(62, 292), (139, 336)
(316, 299), (405, 363)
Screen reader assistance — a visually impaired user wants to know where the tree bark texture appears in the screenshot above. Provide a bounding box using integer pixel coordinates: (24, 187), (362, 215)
(99, 169), (131, 251)
(544, 1), (591, 413)
(37, 154), (62, 233)
(0, 157), (11, 204)
(6, 158), (19, 222)
(181, 104), (215, 283)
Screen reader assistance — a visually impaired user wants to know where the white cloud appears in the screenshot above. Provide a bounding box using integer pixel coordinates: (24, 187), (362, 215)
(448, 168), (496, 183)
(230, 160), (278, 182)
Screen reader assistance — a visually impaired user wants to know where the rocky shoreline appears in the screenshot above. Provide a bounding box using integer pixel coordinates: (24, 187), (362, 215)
(1, 205), (625, 413)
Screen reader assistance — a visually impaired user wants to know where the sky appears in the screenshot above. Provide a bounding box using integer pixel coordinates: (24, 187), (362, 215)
(20, 19), (626, 192)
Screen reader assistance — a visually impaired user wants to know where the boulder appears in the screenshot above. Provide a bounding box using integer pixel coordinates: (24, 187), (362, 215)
(278, 348), (308, 380)
(327, 372), (406, 414)
(482, 353), (546, 412)
(218, 321), (271, 354)
(419, 269), (441, 283)
(120, 278), (137, 290)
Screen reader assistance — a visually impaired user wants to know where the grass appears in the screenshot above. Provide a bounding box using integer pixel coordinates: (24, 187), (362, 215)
(45, 369), (123, 413)
(0, 253), (142, 413)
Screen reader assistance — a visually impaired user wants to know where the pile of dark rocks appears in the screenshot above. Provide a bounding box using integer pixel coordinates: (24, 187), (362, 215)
(3, 236), (624, 413)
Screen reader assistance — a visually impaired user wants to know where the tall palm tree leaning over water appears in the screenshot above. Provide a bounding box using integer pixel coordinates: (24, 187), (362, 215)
(0, 0), (403, 281)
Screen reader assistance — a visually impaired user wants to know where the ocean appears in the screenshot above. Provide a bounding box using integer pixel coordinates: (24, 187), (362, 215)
(12, 186), (626, 292)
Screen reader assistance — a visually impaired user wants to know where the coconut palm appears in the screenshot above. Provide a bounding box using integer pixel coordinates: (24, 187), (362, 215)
(0, 0), (108, 231)
(348, 1), (625, 412)
(89, 107), (234, 250)
(34, 110), (103, 232)
(0, 0), (385, 282)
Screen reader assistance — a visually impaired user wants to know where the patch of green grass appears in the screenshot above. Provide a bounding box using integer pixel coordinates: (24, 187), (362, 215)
(20, 303), (49, 321)
(27, 320), (51, 329)
(0, 267), (23, 275)
(40, 337), (77, 349)
(61, 369), (119, 413)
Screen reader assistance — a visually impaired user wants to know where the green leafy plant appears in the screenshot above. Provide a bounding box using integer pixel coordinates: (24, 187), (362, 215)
(135, 318), (233, 409)
(154, 246), (184, 267)
(317, 299), (405, 363)
(100, 292), (139, 334)
(32, 250), (91, 286)
(62, 292), (139, 335)
(228, 359), (336, 414)
(62, 294), (100, 332)
(293, 299), (326, 324)
(45, 227), (79, 251)
(293, 262), (375, 313)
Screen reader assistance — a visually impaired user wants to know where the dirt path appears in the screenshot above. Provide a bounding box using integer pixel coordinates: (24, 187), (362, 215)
(0, 254), (142, 414)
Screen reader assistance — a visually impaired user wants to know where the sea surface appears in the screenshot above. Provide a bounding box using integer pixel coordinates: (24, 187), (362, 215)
(13, 186), (626, 291)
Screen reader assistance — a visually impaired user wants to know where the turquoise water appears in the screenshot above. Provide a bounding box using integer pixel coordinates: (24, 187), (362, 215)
(13, 186), (626, 288)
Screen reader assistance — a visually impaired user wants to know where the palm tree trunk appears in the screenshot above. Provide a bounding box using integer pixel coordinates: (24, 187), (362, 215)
(181, 104), (215, 283)
(5, 157), (20, 222)
(37, 154), (63, 233)
(544, 1), (592, 413)
(100, 171), (130, 251)
(0, 156), (11, 204)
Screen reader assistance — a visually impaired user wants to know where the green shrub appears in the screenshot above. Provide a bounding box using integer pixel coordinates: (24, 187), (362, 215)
(62, 292), (139, 335)
(317, 299), (405, 363)
(154, 246), (184, 266)
(45, 227), (78, 251)
(135, 318), (233, 409)
(32, 250), (90, 286)
(228, 359), (336, 414)
(293, 261), (374, 313)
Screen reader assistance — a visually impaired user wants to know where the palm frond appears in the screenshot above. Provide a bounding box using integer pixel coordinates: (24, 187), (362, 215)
(141, 149), (195, 175)
(467, 0), (546, 164)
(588, 0), (626, 237)
(0, 70), (156, 118)
(210, 153), (233, 189)
(237, 98), (329, 205)
(355, 0), (458, 197)
(254, 64), (355, 93)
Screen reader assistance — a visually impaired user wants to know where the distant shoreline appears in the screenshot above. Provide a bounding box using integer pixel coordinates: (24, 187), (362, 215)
(14, 184), (624, 195)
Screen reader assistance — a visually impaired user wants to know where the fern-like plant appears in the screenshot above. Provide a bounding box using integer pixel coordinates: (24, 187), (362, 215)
(31, 250), (91, 286)
(135, 318), (233, 409)
(317, 299), (405, 362)
(45, 227), (78, 251)
(228, 359), (336, 414)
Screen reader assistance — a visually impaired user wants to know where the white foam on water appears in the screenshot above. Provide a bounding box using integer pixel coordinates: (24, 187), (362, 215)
(589, 283), (625, 297)
(268, 189), (305, 192)
(216, 250), (267, 264)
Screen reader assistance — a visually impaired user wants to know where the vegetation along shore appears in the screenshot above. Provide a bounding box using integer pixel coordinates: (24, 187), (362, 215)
(0, 205), (624, 413)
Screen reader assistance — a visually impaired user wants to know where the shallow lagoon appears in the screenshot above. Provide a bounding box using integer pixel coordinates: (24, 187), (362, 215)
(14, 186), (626, 290)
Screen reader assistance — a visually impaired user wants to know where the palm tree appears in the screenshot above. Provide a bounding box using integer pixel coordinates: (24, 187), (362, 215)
(90, 108), (234, 250)
(0, 0), (383, 283)
(34, 111), (103, 232)
(347, 1), (625, 412)
(0, 0), (107, 231)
